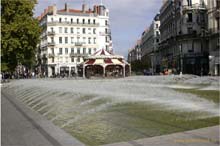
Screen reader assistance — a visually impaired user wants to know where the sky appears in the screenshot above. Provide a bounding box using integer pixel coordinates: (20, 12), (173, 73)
(35, 0), (163, 58)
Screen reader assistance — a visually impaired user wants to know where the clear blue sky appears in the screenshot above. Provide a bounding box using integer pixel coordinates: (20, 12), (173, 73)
(35, 0), (163, 58)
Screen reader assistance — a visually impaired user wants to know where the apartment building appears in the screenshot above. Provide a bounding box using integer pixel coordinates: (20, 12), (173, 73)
(38, 3), (113, 77)
(207, 0), (220, 75)
(141, 14), (160, 73)
(159, 0), (209, 75)
(128, 40), (142, 63)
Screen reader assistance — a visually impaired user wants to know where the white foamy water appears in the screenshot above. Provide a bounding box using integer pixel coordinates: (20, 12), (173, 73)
(2, 75), (220, 121)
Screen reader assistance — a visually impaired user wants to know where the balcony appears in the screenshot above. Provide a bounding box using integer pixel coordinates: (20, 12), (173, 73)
(47, 42), (55, 46)
(47, 31), (55, 35)
(182, 4), (206, 12)
(75, 42), (84, 46)
(48, 53), (55, 58)
(70, 53), (89, 57)
(47, 21), (99, 27)
(214, 9), (220, 18)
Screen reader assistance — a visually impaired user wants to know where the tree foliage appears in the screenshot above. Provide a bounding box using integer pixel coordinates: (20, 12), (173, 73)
(131, 59), (151, 72)
(1, 0), (41, 72)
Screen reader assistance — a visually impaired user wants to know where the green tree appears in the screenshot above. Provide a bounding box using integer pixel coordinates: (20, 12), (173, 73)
(131, 58), (151, 73)
(1, 0), (41, 72)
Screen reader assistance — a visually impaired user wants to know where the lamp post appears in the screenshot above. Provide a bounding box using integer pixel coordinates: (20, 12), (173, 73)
(57, 54), (60, 76)
(209, 55), (214, 76)
(179, 44), (183, 76)
(150, 53), (154, 75)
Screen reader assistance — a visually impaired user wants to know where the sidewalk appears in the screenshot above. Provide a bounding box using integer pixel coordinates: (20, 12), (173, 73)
(103, 125), (220, 146)
(1, 91), (85, 146)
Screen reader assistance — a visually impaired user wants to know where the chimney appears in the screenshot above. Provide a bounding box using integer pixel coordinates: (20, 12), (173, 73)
(93, 5), (97, 14)
(53, 4), (57, 15)
(65, 3), (69, 12)
(82, 4), (87, 13)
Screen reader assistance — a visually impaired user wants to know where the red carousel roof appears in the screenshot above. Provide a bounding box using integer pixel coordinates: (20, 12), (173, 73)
(94, 49), (112, 56)
(84, 49), (129, 66)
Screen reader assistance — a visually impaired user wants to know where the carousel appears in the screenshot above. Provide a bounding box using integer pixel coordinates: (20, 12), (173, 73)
(82, 49), (131, 78)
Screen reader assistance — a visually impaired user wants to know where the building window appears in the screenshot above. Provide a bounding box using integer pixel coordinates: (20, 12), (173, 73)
(71, 18), (73, 23)
(71, 28), (74, 33)
(179, 1), (181, 7)
(105, 28), (108, 34)
(83, 19), (85, 24)
(187, 13), (193, 22)
(88, 38), (91, 44)
(59, 18), (62, 23)
(51, 18), (53, 22)
(83, 37), (86, 44)
(59, 27), (62, 33)
(77, 19), (79, 24)
(156, 39), (159, 43)
(71, 48), (74, 53)
(88, 48), (91, 54)
(88, 28), (91, 34)
(71, 37), (74, 44)
(105, 20), (108, 26)
(77, 28), (80, 34)
(65, 48), (68, 54)
(77, 57), (80, 62)
(156, 31), (159, 36)
(187, 0), (192, 6)
(65, 57), (68, 63)
(65, 37), (68, 44)
(82, 28), (86, 34)
(83, 48), (86, 54)
(65, 27), (68, 33)
(156, 24), (159, 28)
(65, 18), (67, 22)
(51, 48), (54, 54)
(217, 19), (220, 30)
(187, 27), (193, 34)
(71, 57), (74, 62)
(93, 19), (96, 24)
(50, 27), (54, 32)
(94, 48), (96, 52)
(77, 37), (80, 43)
(51, 37), (54, 43)
(106, 36), (108, 43)
(93, 38), (96, 44)
(88, 19), (90, 24)
(217, 0), (220, 8)
(93, 28), (96, 34)
(77, 48), (80, 54)
(200, 13), (205, 23)
(188, 41), (194, 52)
(59, 37), (62, 44)
(59, 48), (62, 54)
(52, 57), (54, 63)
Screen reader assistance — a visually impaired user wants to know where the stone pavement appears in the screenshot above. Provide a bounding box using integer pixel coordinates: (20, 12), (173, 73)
(103, 125), (220, 146)
(1, 91), (85, 146)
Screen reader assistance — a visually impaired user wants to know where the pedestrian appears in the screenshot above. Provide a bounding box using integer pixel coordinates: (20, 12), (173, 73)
(32, 72), (35, 78)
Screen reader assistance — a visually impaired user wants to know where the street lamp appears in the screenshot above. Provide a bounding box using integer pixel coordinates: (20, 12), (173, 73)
(57, 54), (60, 76)
(150, 53), (154, 75)
(179, 44), (183, 76)
(209, 55), (214, 76)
